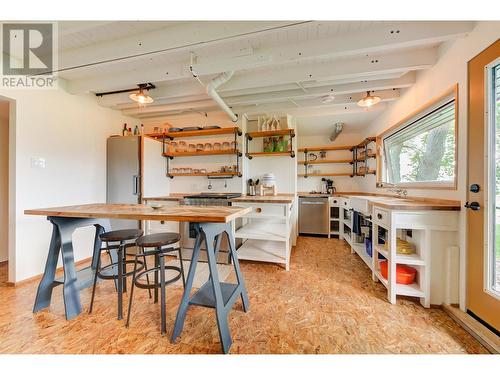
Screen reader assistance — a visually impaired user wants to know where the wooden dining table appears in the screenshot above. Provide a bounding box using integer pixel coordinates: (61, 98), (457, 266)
(25, 203), (252, 353)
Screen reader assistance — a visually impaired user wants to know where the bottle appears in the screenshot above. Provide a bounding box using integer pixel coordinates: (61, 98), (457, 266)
(140, 124), (144, 135)
(122, 123), (127, 136)
(128, 128), (132, 135)
(133, 125), (139, 135)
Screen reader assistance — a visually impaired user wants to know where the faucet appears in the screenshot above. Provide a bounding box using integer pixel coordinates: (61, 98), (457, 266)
(380, 182), (408, 197)
(387, 187), (408, 197)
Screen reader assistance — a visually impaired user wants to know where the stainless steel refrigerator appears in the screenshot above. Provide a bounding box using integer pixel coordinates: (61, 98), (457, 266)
(107, 136), (142, 230)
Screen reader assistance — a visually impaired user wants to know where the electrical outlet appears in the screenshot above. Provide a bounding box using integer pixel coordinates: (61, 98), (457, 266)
(31, 157), (46, 169)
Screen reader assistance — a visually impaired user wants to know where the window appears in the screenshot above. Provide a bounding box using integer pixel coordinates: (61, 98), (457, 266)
(379, 88), (457, 188)
(487, 62), (500, 296)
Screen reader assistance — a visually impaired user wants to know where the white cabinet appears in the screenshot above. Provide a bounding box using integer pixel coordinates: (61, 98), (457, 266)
(234, 201), (295, 270)
(341, 196), (459, 308)
(328, 197), (340, 238)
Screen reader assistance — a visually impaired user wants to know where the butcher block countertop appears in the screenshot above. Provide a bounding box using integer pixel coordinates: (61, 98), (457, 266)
(142, 192), (460, 211)
(143, 193), (186, 202)
(230, 194), (295, 204)
(143, 193), (296, 204)
(298, 192), (461, 211)
(24, 203), (252, 223)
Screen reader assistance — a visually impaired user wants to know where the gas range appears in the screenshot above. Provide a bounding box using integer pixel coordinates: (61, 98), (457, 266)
(180, 192), (243, 264)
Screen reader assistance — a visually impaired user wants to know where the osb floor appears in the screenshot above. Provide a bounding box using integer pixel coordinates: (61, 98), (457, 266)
(0, 237), (489, 354)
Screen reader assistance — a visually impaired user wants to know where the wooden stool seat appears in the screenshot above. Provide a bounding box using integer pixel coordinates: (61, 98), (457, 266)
(99, 229), (144, 242)
(136, 232), (180, 248)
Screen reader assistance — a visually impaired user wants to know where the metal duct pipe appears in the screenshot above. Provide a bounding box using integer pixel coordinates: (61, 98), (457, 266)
(206, 71), (238, 122)
(329, 122), (344, 142)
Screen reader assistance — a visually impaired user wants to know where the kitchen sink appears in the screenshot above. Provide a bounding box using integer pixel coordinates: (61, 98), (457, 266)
(349, 196), (371, 215)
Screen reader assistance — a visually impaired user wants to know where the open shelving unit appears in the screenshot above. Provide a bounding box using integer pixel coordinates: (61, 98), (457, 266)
(298, 158), (352, 165)
(329, 198), (340, 238)
(167, 172), (240, 177)
(372, 214), (430, 305)
(297, 172), (352, 177)
(298, 137), (377, 178)
(245, 128), (295, 159)
(351, 137), (377, 177)
(148, 126), (242, 140)
(153, 127), (243, 178)
(163, 149), (240, 158)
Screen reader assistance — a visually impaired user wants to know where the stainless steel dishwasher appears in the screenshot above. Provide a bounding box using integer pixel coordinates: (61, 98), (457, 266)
(298, 196), (330, 235)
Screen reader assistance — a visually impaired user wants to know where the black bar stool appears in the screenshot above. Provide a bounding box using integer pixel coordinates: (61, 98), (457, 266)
(126, 232), (185, 335)
(89, 228), (144, 320)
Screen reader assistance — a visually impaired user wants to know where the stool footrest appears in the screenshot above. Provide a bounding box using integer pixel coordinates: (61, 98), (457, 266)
(134, 266), (182, 289)
(98, 260), (144, 279)
(189, 281), (239, 309)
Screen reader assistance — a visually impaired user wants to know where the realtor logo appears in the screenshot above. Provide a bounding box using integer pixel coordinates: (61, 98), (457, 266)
(1, 22), (57, 88)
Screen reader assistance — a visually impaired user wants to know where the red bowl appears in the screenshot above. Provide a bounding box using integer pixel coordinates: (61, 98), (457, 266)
(380, 261), (417, 285)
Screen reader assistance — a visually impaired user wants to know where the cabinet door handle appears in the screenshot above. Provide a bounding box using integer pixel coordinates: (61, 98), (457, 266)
(377, 213), (383, 220)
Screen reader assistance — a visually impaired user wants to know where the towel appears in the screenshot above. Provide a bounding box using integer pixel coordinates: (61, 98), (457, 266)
(352, 211), (362, 235)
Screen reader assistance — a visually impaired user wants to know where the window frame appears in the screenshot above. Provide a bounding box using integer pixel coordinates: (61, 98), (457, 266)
(484, 58), (500, 300)
(376, 84), (459, 190)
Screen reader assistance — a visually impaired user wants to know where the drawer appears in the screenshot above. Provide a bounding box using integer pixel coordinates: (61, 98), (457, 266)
(341, 198), (351, 209)
(329, 197), (340, 206)
(148, 220), (179, 234)
(145, 200), (179, 233)
(233, 202), (287, 217)
(373, 207), (390, 227)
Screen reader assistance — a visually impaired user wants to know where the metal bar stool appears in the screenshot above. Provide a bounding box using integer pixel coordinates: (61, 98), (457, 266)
(126, 232), (185, 335)
(89, 228), (144, 320)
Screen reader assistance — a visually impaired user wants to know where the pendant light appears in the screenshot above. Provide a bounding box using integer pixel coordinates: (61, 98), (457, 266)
(129, 88), (154, 104)
(357, 91), (381, 107)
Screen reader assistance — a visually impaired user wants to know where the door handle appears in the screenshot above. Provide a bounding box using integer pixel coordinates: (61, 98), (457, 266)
(464, 201), (480, 211)
(133, 175), (140, 196)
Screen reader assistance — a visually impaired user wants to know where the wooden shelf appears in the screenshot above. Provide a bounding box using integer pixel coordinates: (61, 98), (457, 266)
(298, 145), (352, 152)
(163, 149), (239, 157)
(355, 137), (376, 148)
(355, 170), (376, 176)
(298, 173), (352, 177)
(355, 154), (376, 162)
(168, 172), (240, 177)
(246, 129), (295, 139)
(247, 152), (294, 158)
(148, 126), (241, 139)
(299, 159), (352, 165)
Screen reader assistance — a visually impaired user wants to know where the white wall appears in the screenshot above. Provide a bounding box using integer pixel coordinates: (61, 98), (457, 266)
(364, 21), (500, 309)
(0, 84), (135, 282)
(0, 101), (8, 262)
(366, 21), (499, 199)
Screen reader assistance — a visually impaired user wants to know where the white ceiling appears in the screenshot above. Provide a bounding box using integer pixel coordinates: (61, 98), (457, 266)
(48, 21), (476, 127)
(296, 105), (387, 137)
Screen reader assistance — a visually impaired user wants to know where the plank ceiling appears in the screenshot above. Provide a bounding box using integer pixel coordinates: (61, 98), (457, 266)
(52, 21), (475, 122)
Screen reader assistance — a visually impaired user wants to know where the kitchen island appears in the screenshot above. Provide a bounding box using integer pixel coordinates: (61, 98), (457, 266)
(144, 194), (298, 270)
(25, 203), (251, 353)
